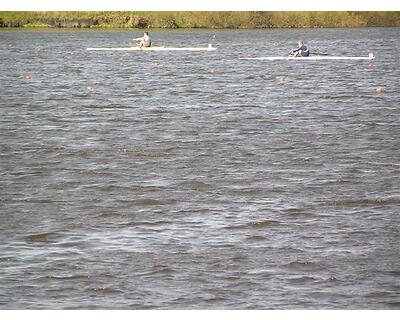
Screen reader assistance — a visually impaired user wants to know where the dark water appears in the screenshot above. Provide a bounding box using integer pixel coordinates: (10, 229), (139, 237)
(0, 28), (399, 309)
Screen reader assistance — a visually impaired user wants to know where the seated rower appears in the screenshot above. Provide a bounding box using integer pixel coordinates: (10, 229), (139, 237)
(290, 40), (309, 57)
(134, 32), (152, 48)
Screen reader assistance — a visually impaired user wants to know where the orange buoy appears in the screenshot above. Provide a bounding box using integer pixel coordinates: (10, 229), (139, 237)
(375, 87), (384, 94)
(24, 74), (31, 80)
(209, 68), (216, 74)
(276, 76), (285, 85)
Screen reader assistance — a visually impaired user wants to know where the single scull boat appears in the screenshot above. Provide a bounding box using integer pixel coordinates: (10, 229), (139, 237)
(87, 44), (217, 52)
(240, 53), (375, 61)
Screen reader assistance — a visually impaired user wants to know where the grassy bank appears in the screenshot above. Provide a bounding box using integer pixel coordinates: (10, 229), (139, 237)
(1, 12), (400, 29)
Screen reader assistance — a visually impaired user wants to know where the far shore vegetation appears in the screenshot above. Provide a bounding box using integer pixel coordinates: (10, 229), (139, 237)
(0, 11), (400, 29)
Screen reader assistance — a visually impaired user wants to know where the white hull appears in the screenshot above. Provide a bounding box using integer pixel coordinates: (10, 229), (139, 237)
(87, 45), (216, 52)
(240, 54), (374, 61)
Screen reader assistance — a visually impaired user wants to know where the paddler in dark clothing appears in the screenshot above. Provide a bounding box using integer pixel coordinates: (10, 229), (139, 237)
(290, 40), (309, 57)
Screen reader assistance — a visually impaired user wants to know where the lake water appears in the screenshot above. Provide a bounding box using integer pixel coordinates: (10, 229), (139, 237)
(0, 28), (399, 309)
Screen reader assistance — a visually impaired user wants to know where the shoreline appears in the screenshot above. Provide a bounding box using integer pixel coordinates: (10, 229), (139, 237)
(1, 25), (399, 31)
(1, 12), (400, 29)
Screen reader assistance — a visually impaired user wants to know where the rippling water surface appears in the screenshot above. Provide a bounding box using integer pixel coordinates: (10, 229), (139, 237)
(0, 28), (399, 309)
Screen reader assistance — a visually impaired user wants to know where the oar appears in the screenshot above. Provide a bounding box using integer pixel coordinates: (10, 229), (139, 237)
(312, 52), (330, 56)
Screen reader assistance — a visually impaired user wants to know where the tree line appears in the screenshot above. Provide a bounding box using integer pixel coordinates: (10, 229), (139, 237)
(0, 11), (399, 28)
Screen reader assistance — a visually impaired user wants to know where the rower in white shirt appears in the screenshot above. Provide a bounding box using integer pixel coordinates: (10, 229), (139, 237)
(134, 32), (152, 48)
